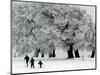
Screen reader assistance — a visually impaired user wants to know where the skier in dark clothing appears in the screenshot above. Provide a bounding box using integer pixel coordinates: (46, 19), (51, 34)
(24, 55), (30, 67)
(38, 60), (43, 68)
(30, 57), (35, 68)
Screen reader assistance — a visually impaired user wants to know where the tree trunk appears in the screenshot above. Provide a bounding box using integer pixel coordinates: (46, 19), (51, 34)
(91, 50), (95, 58)
(49, 51), (53, 57)
(74, 49), (80, 58)
(67, 44), (74, 58)
(34, 48), (40, 57)
(41, 52), (44, 57)
(52, 50), (56, 57)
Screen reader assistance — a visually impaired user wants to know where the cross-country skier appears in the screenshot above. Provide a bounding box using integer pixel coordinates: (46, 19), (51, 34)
(30, 57), (35, 68)
(38, 60), (43, 68)
(24, 54), (30, 67)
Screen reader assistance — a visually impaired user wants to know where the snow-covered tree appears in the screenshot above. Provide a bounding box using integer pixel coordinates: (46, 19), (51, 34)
(12, 1), (95, 58)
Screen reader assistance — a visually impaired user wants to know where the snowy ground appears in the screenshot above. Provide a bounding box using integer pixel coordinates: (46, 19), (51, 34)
(12, 49), (95, 74)
(12, 57), (95, 74)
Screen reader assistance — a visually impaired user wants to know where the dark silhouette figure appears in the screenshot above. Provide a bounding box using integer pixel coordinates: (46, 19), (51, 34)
(30, 57), (35, 68)
(24, 55), (30, 67)
(38, 60), (43, 68)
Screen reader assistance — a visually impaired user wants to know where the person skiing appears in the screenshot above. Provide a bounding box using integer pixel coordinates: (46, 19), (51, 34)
(30, 57), (35, 68)
(38, 60), (43, 68)
(24, 54), (30, 67)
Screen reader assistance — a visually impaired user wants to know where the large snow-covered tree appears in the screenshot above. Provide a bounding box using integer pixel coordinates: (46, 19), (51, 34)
(12, 1), (95, 58)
